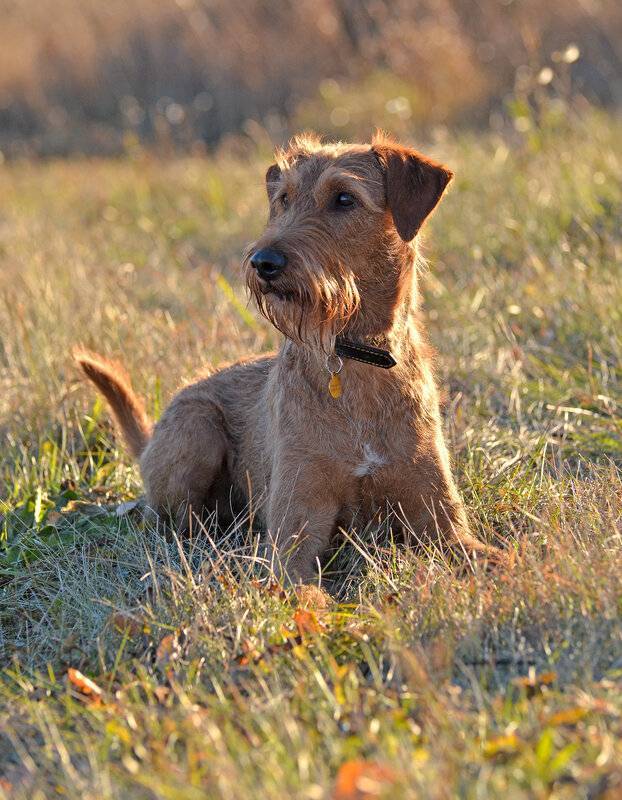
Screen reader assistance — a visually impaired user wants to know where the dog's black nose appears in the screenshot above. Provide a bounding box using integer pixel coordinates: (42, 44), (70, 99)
(250, 248), (287, 281)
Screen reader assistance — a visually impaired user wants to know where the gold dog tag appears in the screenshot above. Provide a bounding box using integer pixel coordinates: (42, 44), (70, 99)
(326, 351), (343, 399)
(328, 372), (342, 399)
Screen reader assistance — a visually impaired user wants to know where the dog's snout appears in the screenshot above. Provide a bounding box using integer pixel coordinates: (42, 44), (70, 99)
(250, 247), (287, 281)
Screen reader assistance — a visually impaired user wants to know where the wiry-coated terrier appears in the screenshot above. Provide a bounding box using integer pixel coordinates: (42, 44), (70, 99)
(77, 132), (493, 584)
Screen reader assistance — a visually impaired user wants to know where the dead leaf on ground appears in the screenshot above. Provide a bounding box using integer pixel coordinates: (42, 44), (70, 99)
(154, 686), (170, 704)
(67, 668), (103, 703)
(61, 500), (108, 517)
(484, 733), (521, 758)
(156, 634), (177, 662)
(513, 669), (557, 696)
(293, 608), (322, 637)
(333, 760), (397, 799)
(156, 631), (186, 670)
(109, 611), (144, 637)
(235, 639), (263, 666)
(546, 707), (588, 727)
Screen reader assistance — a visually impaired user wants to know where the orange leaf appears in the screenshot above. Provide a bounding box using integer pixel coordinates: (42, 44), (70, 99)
(547, 707), (588, 727)
(235, 639), (262, 666)
(156, 634), (178, 665)
(67, 668), (103, 701)
(513, 669), (557, 695)
(333, 760), (396, 799)
(293, 608), (321, 636)
(0, 777), (13, 795)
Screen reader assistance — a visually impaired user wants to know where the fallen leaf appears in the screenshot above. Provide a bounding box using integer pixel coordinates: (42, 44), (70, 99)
(156, 634), (177, 662)
(0, 777), (13, 795)
(293, 608), (321, 636)
(546, 707), (588, 727)
(156, 631), (186, 670)
(61, 500), (108, 517)
(154, 686), (170, 704)
(235, 639), (262, 666)
(110, 612), (143, 637)
(333, 760), (396, 799)
(484, 733), (521, 757)
(513, 669), (557, 696)
(266, 581), (287, 599)
(67, 668), (103, 702)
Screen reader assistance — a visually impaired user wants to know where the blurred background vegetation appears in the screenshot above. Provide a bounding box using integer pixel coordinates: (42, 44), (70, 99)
(0, 0), (621, 157)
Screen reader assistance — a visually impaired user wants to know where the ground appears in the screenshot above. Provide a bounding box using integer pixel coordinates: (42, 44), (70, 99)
(0, 110), (621, 799)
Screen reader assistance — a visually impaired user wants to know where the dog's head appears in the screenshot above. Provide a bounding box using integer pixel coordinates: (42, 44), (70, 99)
(244, 132), (452, 347)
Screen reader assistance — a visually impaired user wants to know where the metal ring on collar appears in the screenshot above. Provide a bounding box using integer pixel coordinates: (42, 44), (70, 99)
(325, 353), (343, 374)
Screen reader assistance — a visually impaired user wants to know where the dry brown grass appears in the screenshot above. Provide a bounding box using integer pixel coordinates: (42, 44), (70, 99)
(1, 0), (620, 155)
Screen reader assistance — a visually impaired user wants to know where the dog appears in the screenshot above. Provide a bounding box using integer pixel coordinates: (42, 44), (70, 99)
(77, 132), (494, 584)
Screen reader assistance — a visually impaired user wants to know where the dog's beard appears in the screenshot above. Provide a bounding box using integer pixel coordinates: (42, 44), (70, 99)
(244, 249), (360, 352)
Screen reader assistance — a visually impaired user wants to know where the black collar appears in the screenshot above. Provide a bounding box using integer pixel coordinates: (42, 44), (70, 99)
(335, 336), (397, 369)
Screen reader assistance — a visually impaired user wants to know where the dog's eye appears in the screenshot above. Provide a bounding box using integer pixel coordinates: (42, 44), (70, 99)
(335, 192), (355, 208)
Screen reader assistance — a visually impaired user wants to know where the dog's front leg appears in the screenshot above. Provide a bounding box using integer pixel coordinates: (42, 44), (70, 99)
(392, 450), (495, 562)
(265, 478), (340, 584)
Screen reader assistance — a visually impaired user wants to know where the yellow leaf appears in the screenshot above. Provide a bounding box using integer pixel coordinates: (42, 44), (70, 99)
(334, 682), (346, 706)
(105, 720), (132, 746)
(484, 734), (521, 757)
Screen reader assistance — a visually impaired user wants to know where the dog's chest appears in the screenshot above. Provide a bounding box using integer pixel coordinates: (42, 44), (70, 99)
(330, 416), (399, 483)
(352, 442), (388, 478)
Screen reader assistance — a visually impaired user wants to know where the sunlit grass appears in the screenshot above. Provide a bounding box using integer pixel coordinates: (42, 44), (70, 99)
(0, 110), (621, 798)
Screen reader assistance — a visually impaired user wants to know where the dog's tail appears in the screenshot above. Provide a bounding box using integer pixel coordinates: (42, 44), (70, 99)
(74, 349), (151, 459)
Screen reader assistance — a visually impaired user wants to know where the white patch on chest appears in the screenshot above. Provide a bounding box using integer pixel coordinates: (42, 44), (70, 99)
(353, 443), (387, 478)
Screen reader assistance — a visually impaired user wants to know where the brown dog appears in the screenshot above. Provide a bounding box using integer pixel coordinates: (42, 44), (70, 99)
(77, 132), (492, 584)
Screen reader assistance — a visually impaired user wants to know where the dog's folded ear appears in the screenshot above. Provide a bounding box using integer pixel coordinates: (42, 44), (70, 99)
(372, 143), (453, 241)
(265, 163), (281, 201)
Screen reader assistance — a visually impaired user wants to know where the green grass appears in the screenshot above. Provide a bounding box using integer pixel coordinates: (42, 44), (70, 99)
(1, 109), (621, 798)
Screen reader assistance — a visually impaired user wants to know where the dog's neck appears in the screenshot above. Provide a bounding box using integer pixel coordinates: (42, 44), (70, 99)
(340, 256), (420, 358)
(280, 258), (426, 393)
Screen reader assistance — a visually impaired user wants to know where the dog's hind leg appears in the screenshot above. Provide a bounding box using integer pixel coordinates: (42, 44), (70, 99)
(140, 394), (229, 533)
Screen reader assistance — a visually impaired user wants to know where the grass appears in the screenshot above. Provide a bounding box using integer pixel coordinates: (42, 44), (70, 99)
(1, 108), (621, 798)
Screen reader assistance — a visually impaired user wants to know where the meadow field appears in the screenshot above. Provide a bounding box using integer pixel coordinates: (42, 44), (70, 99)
(1, 107), (621, 798)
